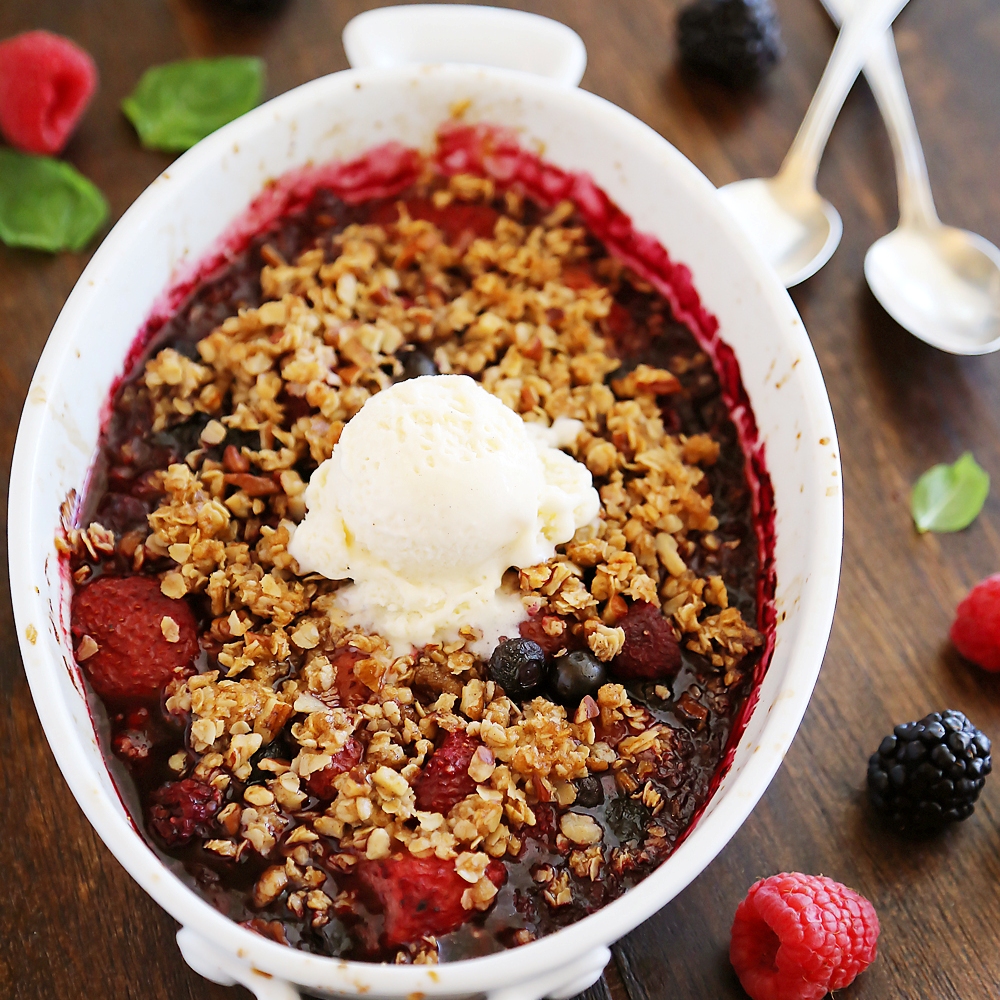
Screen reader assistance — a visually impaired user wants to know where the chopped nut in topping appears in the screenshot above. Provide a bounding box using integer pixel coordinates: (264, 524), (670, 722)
(542, 870), (573, 908)
(467, 745), (496, 783)
(253, 865), (288, 907)
(76, 634), (99, 661)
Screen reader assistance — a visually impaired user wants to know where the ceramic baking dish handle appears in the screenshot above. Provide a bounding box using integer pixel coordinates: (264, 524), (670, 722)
(179, 927), (610, 1000)
(177, 928), (301, 1000)
(342, 4), (587, 87)
(487, 946), (612, 1000)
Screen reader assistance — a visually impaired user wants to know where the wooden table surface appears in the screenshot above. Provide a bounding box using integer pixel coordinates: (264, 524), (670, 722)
(4, 1), (1000, 997)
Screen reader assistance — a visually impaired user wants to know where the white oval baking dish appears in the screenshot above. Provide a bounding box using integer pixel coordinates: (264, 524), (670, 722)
(10, 9), (842, 1000)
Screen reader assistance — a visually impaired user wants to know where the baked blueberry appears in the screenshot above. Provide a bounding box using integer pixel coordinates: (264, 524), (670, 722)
(488, 638), (546, 699)
(552, 650), (607, 704)
(574, 775), (605, 808)
(395, 348), (439, 381)
(606, 795), (651, 843)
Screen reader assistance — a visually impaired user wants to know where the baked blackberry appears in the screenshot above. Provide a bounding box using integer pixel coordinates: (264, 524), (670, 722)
(677, 0), (783, 89)
(867, 710), (992, 833)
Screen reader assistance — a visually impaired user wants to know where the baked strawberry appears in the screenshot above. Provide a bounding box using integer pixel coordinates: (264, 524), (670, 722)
(0, 30), (97, 155)
(611, 601), (682, 680)
(358, 854), (506, 947)
(413, 728), (480, 813)
(306, 737), (364, 800)
(71, 574), (199, 702)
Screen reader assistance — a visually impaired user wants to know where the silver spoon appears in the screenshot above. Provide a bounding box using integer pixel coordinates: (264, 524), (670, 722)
(717, 0), (912, 287)
(820, 0), (1000, 353)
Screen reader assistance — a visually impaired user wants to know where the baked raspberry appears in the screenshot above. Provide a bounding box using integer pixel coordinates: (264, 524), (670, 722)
(730, 872), (879, 1000)
(358, 854), (506, 947)
(413, 728), (480, 813)
(71, 574), (199, 702)
(523, 802), (558, 848)
(332, 648), (371, 707)
(306, 737), (364, 800)
(951, 574), (1000, 671)
(518, 614), (576, 656)
(611, 601), (682, 680)
(112, 727), (154, 764)
(0, 31), (97, 154)
(111, 705), (156, 767)
(148, 778), (222, 847)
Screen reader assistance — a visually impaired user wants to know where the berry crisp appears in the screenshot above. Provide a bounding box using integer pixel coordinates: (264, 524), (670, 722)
(60, 159), (769, 963)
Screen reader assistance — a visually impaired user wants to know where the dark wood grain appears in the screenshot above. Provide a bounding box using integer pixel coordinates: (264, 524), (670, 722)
(4, 1), (1000, 998)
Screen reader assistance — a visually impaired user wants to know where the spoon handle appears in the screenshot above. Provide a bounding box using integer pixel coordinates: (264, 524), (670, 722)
(818, 0), (938, 228)
(777, 0), (913, 192)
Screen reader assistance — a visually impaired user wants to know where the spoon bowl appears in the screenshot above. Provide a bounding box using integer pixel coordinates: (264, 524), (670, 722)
(864, 224), (1000, 353)
(717, 0), (911, 287)
(820, 0), (1000, 354)
(718, 178), (843, 287)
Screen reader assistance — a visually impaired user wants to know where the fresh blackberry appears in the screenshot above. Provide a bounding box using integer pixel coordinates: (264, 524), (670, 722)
(867, 710), (991, 833)
(677, 0), (783, 89)
(488, 638), (546, 700)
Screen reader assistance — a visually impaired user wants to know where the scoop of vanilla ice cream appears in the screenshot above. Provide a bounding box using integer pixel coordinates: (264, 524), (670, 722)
(288, 374), (599, 654)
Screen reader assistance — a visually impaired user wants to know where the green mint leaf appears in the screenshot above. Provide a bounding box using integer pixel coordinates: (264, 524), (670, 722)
(911, 452), (990, 533)
(122, 56), (265, 152)
(0, 149), (108, 253)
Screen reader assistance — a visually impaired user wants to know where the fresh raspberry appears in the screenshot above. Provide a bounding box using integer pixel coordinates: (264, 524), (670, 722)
(306, 737), (364, 800)
(0, 31), (97, 155)
(951, 574), (1000, 671)
(412, 728), (480, 813)
(730, 873), (879, 1000)
(148, 778), (222, 847)
(71, 574), (199, 703)
(611, 601), (682, 680)
(357, 854), (506, 947)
